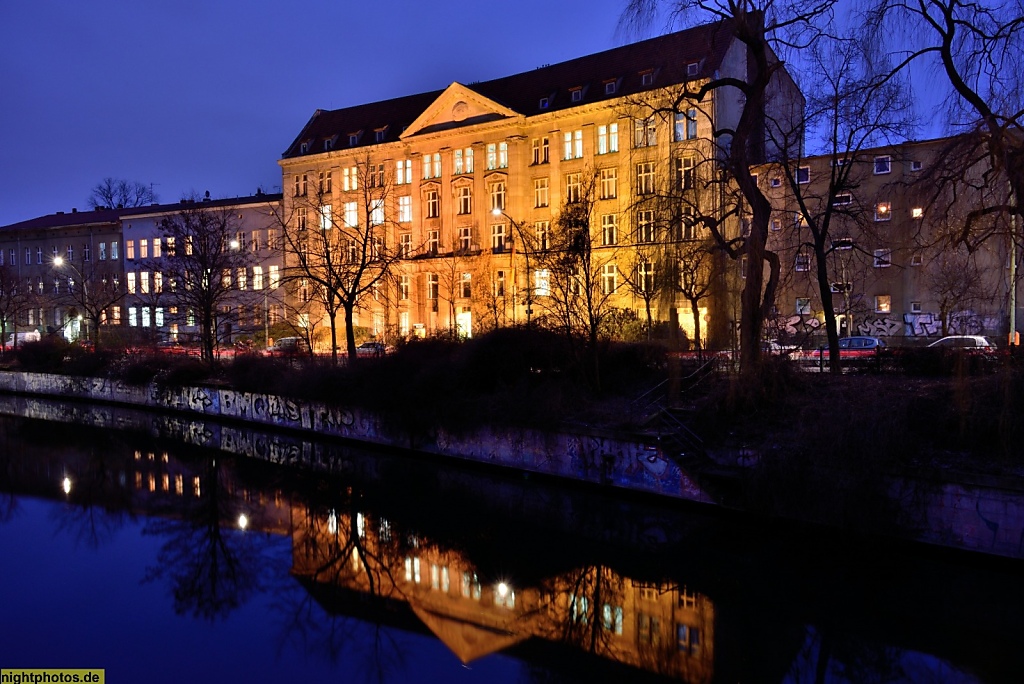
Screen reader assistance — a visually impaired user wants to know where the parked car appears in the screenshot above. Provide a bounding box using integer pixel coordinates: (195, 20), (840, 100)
(355, 341), (390, 358)
(927, 335), (995, 350)
(266, 337), (310, 356)
(817, 336), (887, 358)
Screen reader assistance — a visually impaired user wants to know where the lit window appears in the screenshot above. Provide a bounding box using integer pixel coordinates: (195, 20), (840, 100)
(875, 295), (891, 313)
(425, 190), (439, 218)
(634, 117), (657, 147)
(534, 178), (549, 207)
(636, 210), (656, 242)
(489, 181), (506, 212)
(599, 168), (617, 199)
(912, 207), (924, 219)
(534, 268), (551, 296)
(535, 221), (550, 251)
(532, 137), (549, 164)
(563, 130), (583, 159)
(457, 186), (472, 215)
(565, 173), (582, 203)
(596, 124), (619, 154)
(398, 196), (412, 223)
(875, 202), (891, 221)
(636, 162), (656, 195)
(601, 214), (617, 245)
(396, 159), (412, 185)
(491, 224), (507, 251)
(458, 226), (472, 252)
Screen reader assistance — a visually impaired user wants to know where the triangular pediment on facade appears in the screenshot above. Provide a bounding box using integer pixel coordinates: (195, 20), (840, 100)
(402, 83), (520, 138)
(409, 602), (528, 664)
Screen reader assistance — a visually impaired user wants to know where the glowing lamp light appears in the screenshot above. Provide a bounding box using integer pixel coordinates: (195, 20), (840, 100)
(497, 582), (509, 598)
(229, 239), (240, 250)
(237, 514), (249, 530)
(54, 256), (65, 267)
(62, 477), (72, 494)
(492, 208), (502, 217)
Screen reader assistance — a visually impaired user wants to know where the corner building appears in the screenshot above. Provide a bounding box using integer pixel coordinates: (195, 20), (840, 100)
(280, 19), (802, 345)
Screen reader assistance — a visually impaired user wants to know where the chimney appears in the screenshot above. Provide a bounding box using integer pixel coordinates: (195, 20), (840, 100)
(72, 208), (78, 213)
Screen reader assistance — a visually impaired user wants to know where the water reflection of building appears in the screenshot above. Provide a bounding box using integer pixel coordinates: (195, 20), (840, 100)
(291, 506), (713, 682)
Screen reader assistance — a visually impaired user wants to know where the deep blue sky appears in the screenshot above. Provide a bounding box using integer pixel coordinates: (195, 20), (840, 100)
(0, 0), (637, 226)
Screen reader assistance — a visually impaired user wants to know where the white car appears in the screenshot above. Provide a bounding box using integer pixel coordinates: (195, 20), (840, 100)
(927, 335), (994, 349)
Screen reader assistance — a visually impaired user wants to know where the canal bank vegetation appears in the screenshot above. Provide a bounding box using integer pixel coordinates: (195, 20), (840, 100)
(3, 331), (1024, 475)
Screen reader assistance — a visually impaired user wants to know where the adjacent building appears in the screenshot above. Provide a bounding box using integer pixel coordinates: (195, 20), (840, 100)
(0, 193), (284, 347)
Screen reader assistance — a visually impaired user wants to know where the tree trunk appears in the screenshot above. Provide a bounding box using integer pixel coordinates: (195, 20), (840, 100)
(344, 304), (357, 362)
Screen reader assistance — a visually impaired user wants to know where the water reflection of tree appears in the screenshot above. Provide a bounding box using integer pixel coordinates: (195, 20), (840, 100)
(143, 455), (264, 621)
(50, 439), (134, 549)
(273, 486), (409, 680)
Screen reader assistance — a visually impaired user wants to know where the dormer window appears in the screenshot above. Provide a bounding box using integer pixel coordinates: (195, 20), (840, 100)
(604, 81), (617, 95)
(299, 142), (309, 154)
(324, 139), (333, 151)
(348, 133), (360, 147)
(375, 127), (388, 143)
(539, 97), (550, 109)
(641, 71), (654, 86)
(687, 62), (699, 76)
(570, 88), (583, 102)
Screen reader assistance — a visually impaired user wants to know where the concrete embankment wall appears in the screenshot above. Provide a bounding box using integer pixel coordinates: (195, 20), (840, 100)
(2, 370), (1023, 559)
(0, 371), (710, 505)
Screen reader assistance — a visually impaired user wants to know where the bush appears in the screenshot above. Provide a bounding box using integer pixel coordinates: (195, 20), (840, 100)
(15, 338), (71, 372)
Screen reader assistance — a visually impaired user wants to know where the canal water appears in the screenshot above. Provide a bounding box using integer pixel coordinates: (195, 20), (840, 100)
(0, 397), (1020, 683)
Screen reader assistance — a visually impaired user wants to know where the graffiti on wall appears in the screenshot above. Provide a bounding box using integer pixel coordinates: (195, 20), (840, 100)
(902, 311), (1001, 337)
(781, 315), (822, 336)
(856, 317), (903, 337)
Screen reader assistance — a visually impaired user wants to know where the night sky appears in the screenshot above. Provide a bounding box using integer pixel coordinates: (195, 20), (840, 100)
(0, 0), (636, 226)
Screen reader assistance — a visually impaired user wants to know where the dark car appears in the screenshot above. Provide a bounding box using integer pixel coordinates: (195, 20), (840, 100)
(266, 337), (310, 356)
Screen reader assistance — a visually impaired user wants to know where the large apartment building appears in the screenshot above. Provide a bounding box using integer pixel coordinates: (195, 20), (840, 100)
(764, 137), (1015, 345)
(279, 19), (802, 346)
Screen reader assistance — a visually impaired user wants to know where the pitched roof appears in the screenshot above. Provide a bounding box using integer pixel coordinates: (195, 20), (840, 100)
(0, 193), (283, 233)
(282, 19), (734, 159)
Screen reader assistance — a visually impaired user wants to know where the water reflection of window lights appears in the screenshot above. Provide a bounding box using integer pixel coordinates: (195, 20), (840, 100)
(408, 534), (420, 548)
(638, 614), (661, 644)
(441, 566), (450, 592)
(175, 475), (183, 495)
(134, 451), (141, 461)
(161, 452), (168, 463)
(602, 604), (623, 634)
(327, 510), (338, 535)
(677, 624), (700, 654)
(355, 512), (366, 538)
(161, 474), (169, 491)
(571, 595), (589, 624)
(379, 518), (391, 542)
(135, 472), (142, 488)
(405, 557), (421, 583)
(462, 572), (481, 600)
(431, 564), (440, 589)
(148, 474), (156, 492)
(678, 589), (696, 609)
(193, 476), (201, 497)
(148, 452), (154, 461)
(351, 547), (362, 571)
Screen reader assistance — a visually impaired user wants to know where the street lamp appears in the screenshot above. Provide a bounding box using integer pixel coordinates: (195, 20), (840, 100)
(492, 209), (533, 326)
(53, 255), (89, 344)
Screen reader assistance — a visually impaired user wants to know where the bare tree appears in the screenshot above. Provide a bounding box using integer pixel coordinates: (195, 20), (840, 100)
(0, 265), (30, 352)
(768, 38), (913, 371)
(533, 171), (619, 389)
(865, 0), (1024, 244)
(275, 158), (403, 362)
(621, 2), (833, 379)
(52, 252), (128, 351)
(673, 235), (718, 357)
(88, 177), (157, 210)
(157, 200), (258, 362)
